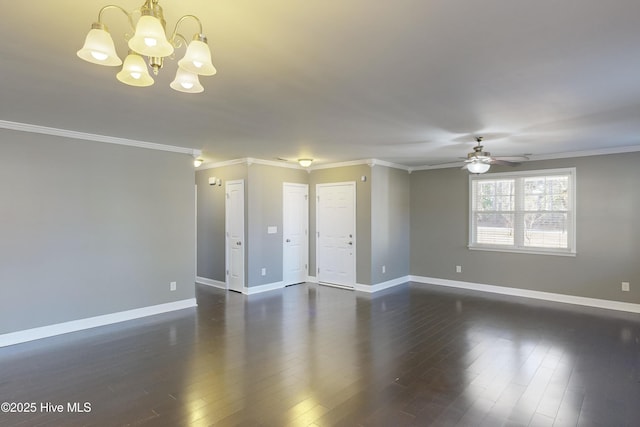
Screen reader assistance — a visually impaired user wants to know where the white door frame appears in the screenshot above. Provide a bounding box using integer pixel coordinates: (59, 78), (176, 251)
(315, 181), (356, 288)
(283, 182), (309, 286)
(225, 179), (245, 293)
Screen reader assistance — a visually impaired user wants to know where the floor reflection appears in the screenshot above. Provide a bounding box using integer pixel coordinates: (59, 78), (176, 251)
(187, 283), (640, 425)
(2, 282), (638, 426)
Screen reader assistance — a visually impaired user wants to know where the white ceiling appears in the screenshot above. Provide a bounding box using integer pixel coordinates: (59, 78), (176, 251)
(2, 0), (640, 167)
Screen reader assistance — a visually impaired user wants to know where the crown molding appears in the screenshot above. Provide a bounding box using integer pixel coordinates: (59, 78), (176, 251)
(198, 158), (249, 170)
(7, 118), (638, 169)
(311, 158), (412, 172)
(526, 144), (640, 161)
(0, 120), (201, 157)
(200, 157), (413, 172)
(411, 144), (640, 171)
(247, 157), (303, 169)
(198, 157), (304, 170)
(310, 159), (370, 170)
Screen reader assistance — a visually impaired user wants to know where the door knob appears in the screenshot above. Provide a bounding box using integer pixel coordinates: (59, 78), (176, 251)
(236, 241), (242, 246)
(348, 241), (353, 245)
(286, 239), (291, 242)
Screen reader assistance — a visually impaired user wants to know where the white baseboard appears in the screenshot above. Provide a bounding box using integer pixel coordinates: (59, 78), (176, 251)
(244, 281), (285, 295)
(198, 277), (311, 295)
(319, 282), (356, 290)
(196, 276), (227, 290)
(410, 276), (640, 314)
(0, 298), (198, 348)
(307, 276), (317, 283)
(356, 276), (410, 293)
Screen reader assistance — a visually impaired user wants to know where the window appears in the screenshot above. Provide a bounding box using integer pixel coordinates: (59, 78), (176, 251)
(469, 168), (576, 256)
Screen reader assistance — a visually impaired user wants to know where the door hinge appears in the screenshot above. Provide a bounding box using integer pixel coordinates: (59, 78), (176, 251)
(226, 193), (230, 199)
(226, 270), (229, 275)
(305, 194), (308, 200)
(317, 267), (320, 274)
(305, 264), (308, 270)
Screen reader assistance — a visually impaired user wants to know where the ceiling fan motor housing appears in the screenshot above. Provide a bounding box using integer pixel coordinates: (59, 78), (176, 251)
(468, 145), (491, 161)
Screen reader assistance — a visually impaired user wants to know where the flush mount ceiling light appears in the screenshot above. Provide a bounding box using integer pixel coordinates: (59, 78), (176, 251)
(298, 159), (314, 168)
(77, 0), (216, 93)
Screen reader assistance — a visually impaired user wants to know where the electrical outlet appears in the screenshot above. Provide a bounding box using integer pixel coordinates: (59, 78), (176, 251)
(382, 265), (386, 274)
(622, 282), (630, 292)
(261, 268), (266, 276)
(170, 281), (177, 291)
(456, 265), (462, 273)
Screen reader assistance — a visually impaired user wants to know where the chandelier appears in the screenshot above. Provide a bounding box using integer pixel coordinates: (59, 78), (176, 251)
(77, 0), (216, 93)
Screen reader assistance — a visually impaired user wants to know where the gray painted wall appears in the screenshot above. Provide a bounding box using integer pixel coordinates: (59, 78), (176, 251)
(196, 164), (248, 282)
(247, 164), (309, 286)
(0, 130), (196, 334)
(198, 163), (374, 287)
(309, 165), (372, 285)
(196, 163), (307, 287)
(371, 166), (411, 285)
(410, 152), (640, 303)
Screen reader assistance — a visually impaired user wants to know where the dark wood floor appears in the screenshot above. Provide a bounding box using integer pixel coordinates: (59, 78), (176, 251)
(1, 283), (639, 427)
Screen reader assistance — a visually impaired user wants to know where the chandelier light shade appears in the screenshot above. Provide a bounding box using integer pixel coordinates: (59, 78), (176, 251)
(128, 15), (174, 58)
(467, 161), (491, 174)
(170, 68), (204, 93)
(77, 0), (216, 93)
(116, 53), (154, 86)
(178, 36), (217, 76)
(298, 159), (314, 168)
(76, 24), (122, 66)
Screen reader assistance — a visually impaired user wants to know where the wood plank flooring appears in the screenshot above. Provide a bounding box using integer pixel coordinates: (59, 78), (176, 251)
(1, 282), (639, 426)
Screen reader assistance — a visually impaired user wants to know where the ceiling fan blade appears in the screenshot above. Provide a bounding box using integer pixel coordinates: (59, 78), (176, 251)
(490, 159), (521, 167)
(427, 160), (464, 167)
(493, 155), (530, 161)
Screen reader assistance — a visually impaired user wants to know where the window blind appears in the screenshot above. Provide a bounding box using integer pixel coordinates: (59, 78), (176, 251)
(470, 168), (576, 255)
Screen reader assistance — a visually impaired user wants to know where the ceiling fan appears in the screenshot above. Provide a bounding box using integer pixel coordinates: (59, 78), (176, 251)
(462, 137), (528, 173)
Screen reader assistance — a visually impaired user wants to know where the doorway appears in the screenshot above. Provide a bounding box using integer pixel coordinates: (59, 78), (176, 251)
(225, 179), (245, 293)
(316, 182), (356, 288)
(283, 183), (309, 286)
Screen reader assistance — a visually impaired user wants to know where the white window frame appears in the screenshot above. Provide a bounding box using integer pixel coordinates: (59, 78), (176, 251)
(469, 168), (576, 256)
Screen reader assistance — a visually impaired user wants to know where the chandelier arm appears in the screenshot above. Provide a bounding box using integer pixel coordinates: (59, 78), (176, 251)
(97, 4), (135, 30)
(172, 33), (189, 50)
(169, 15), (204, 43)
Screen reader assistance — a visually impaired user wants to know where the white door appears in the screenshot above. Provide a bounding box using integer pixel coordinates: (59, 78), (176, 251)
(226, 180), (245, 293)
(283, 183), (308, 286)
(316, 182), (356, 288)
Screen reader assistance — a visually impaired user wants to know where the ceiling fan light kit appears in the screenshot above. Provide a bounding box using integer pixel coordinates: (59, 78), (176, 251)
(466, 160), (491, 174)
(462, 137), (527, 174)
(77, 0), (216, 93)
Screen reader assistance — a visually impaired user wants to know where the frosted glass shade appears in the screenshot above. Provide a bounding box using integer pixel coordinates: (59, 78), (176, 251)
(298, 159), (313, 167)
(467, 161), (491, 174)
(128, 15), (174, 57)
(77, 26), (122, 66)
(170, 68), (204, 93)
(178, 39), (216, 76)
(116, 54), (154, 87)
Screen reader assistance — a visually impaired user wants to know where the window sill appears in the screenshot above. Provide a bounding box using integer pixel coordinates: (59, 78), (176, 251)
(468, 245), (577, 257)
